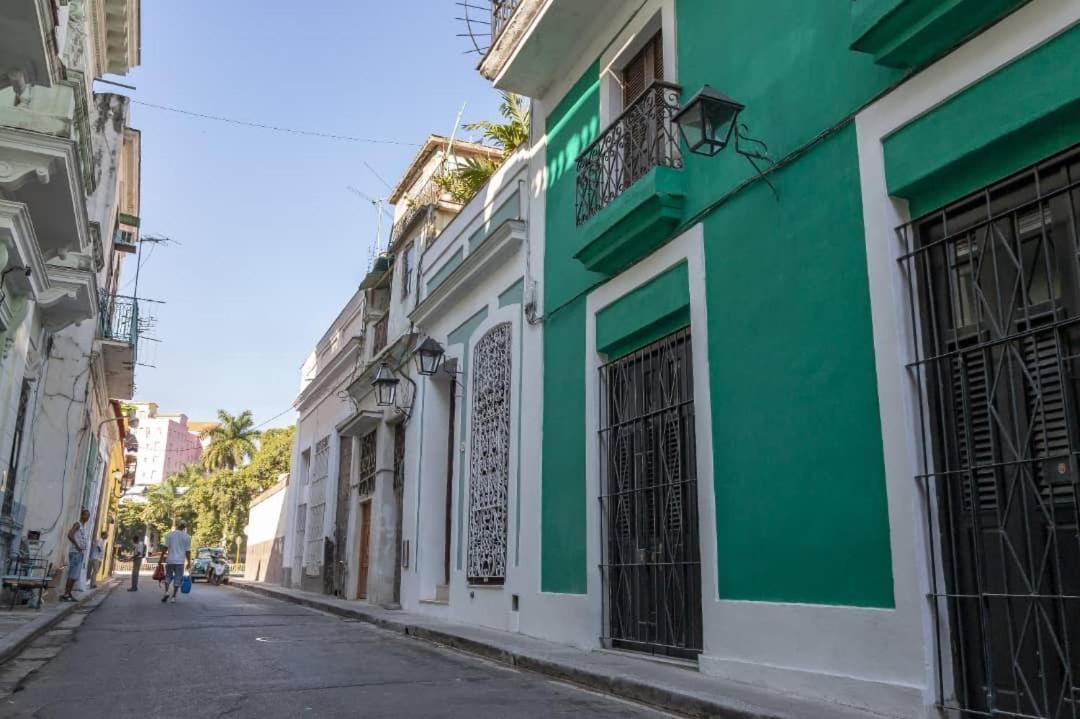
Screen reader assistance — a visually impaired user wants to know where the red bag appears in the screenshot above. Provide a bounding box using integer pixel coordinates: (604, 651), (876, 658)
(152, 564), (165, 581)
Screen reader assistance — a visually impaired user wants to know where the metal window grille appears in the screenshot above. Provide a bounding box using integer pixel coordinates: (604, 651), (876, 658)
(467, 322), (512, 585)
(576, 81), (683, 227)
(293, 503), (306, 571)
(401, 244), (414, 299)
(305, 503), (325, 575)
(1, 380), (31, 518)
(900, 144), (1080, 718)
(598, 327), (702, 659)
(300, 449), (311, 485)
(358, 431), (377, 498)
(373, 315), (389, 355)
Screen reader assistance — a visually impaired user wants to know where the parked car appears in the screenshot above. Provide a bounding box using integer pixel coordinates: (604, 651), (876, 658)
(190, 547), (228, 582)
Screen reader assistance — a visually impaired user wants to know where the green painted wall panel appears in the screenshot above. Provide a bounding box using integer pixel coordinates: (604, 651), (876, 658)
(704, 126), (894, 607)
(468, 190), (522, 252)
(544, 62), (604, 311)
(447, 307), (488, 570)
(499, 278), (524, 308)
(427, 247), (464, 295)
(540, 298), (588, 594)
(885, 22), (1080, 216)
(536, 0), (905, 605)
(538, 61), (603, 594)
(596, 262), (690, 360)
(850, 0), (1030, 69)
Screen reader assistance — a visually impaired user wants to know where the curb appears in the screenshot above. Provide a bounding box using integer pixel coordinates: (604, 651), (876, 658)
(0, 578), (119, 666)
(228, 581), (780, 719)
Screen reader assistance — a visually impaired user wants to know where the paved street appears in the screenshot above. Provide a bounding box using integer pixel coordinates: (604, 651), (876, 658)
(1, 584), (673, 719)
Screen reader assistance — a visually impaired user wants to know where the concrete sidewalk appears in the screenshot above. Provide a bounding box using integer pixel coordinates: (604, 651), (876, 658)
(229, 579), (898, 719)
(0, 578), (118, 666)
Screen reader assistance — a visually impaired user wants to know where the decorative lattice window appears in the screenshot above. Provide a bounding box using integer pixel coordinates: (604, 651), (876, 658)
(467, 322), (512, 584)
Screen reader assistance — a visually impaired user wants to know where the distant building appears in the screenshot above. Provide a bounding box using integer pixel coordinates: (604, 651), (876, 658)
(127, 402), (202, 496)
(186, 421), (219, 452)
(244, 475), (288, 583)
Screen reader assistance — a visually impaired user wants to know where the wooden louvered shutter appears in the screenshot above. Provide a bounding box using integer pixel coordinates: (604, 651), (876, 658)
(1023, 325), (1074, 505)
(621, 31), (663, 108)
(952, 344), (996, 513)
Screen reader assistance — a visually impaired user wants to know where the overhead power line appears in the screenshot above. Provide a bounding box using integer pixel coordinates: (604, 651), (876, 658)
(131, 100), (423, 146)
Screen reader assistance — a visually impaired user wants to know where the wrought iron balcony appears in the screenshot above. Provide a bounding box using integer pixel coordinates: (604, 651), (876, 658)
(575, 81), (684, 226)
(491, 0), (525, 47)
(98, 294), (139, 347)
(390, 171), (460, 248)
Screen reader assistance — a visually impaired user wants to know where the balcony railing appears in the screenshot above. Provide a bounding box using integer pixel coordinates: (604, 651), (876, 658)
(98, 294), (139, 347)
(575, 81), (683, 226)
(390, 171), (459, 248)
(491, 0), (525, 48)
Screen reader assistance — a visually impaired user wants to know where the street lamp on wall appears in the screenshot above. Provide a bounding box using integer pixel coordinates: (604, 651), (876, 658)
(372, 362), (400, 407)
(673, 85), (744, 157)
(413, 337), (445, 377)
(673, 84), (779, 199)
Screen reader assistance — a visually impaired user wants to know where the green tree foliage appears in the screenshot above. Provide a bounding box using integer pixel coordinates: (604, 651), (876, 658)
(123, 413), (293, 561)
(435, 91), (530, 203)
(201, 409), (261, 471)
(114, 500), (145, 555)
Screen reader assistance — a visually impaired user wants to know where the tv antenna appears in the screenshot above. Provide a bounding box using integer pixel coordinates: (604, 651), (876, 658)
(347, 186), (393, 269)
(457, 1), (491, 56)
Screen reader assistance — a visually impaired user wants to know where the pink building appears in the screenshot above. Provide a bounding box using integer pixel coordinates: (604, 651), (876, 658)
(128, 402), (203, 497)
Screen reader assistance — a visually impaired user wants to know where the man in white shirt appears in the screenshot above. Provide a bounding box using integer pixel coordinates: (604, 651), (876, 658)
(86, 531), (106, 588)
(129, 534), (146, 592)
(60, 509), (91, 602)
(161, 520), (191, 604)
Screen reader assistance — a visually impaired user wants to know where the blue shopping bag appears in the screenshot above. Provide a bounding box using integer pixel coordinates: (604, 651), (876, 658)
(180, 575), (192, 594)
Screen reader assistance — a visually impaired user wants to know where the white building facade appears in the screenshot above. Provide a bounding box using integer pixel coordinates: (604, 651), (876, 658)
(0, 0), (146, 593)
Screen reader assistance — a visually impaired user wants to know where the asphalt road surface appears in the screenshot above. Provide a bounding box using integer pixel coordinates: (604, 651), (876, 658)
(1, 582), (674, 718)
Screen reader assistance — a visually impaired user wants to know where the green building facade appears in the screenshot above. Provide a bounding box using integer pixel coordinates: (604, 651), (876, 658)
(476, 1), (1080, 716)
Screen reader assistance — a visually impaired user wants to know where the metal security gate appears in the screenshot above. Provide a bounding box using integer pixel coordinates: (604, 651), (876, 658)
(901, 146), (1080, 717)
(598, 327), (702, 659)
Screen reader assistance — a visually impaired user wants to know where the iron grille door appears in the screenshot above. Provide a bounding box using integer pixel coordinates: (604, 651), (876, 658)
(902, 146), (1080, 718)
(599, 327), (702, 658)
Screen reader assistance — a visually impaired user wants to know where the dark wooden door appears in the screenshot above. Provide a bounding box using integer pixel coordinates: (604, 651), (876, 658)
(357, 501), (371, 600)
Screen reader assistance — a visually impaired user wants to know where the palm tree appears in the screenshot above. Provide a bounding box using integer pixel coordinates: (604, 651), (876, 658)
(436, 91), (530, 203)
(142, 474), (190, 546)
(201, 409), (261, 471)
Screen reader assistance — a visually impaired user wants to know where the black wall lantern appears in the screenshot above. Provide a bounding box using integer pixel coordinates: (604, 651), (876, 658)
(673, 85), (744, 157)
(413, 337), (445, 377)
(674, 84), (778, 199)
(372, 362), (400, 407)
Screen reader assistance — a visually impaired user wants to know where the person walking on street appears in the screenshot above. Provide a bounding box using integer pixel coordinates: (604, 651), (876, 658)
(128, 534), (146, 591)
(59, 509), (91, 602)
(86, 531), (106, 588)
(161, 520), (191, 604)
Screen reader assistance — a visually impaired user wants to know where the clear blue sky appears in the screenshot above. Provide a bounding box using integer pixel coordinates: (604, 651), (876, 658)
(110, 1), (502, 429)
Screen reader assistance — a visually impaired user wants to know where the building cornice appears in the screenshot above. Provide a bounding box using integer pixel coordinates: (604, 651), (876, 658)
(295, 336), (363, 412)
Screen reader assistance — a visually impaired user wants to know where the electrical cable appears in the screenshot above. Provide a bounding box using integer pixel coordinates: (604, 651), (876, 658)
(132, 100), (423, 146)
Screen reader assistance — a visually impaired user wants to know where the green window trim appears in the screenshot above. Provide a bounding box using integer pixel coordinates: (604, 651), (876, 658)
(595, 262), (690, 361)
(884, 22), (1080, 216)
